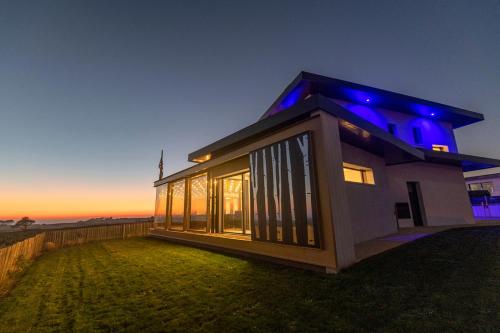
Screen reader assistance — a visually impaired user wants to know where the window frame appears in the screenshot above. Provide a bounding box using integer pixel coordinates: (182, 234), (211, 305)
(342, 162), (375, 185)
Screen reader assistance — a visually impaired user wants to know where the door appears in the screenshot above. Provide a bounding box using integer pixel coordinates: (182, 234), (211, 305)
(407, 182), (425, 226)
(221, 172), (251, 234)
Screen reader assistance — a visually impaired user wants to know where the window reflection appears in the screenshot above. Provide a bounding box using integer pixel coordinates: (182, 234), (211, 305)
(170, 179), (185, 230)
(190, 174), (208, 231)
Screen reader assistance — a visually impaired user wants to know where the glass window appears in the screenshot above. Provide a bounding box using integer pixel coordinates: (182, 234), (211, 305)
(343, 167), (364, 183)
(190, 174), (208, 231)
(468, 183), (482, 191)
(413, 127), (423, 145)
(343, 162), (375, 185)
(469, 182), (493, 193)
(432, 144), (449, 152)
(170, 179), (185, 230)
(388, 123), (398, 136)
(482, 182), (494, 193)
(154, 184), (168, 225)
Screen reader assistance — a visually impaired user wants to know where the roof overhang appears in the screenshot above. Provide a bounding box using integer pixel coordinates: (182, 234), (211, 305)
(261, 71), (484, 129)
(189, 94), (425, 165)
(420, 149), (500, 172)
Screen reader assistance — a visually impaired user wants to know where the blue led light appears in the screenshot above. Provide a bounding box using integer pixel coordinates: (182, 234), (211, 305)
(276, 82), (307, 112)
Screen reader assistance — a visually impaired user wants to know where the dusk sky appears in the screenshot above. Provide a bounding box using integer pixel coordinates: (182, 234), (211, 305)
(1, 1), (499, 221)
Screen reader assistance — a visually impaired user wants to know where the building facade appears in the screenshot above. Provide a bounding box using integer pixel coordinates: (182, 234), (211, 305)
(152, 72), (500, 272)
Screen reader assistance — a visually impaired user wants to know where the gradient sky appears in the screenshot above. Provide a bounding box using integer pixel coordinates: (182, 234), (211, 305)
(1, 0), (499, 221)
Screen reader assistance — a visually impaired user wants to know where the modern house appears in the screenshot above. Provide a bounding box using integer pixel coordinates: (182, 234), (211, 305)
(151, 72), (500, 272)
(465, 170), (500, 218)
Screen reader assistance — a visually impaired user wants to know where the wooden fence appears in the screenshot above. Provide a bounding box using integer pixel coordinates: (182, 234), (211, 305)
(44, 222), (154, 249)
(0, 222), (154, 294)
(0, 233), (46, 292)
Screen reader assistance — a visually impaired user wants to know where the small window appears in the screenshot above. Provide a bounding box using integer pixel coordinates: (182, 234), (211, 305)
(469, 182), (493, 193)
(388, 123), (398, 136)
(468, 183), (482, 191)
(412, 127), (423, 144)
(343, 162), (375, 185)
(432, 144), (449, 152)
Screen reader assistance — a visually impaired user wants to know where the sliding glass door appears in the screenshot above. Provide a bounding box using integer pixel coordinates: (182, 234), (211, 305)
(221, 172), (250, 234)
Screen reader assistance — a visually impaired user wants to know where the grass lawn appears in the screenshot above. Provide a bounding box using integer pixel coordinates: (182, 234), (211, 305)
(0, 227), (499, 332)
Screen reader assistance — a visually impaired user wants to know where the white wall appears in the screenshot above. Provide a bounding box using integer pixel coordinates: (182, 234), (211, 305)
(387, 163), (474, 226)
(341, 143), (398, 244)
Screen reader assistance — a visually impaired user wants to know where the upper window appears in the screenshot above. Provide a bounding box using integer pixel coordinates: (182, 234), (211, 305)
(413, 127), (423, 145)
(190, 174), (208, 231)
(432, 144), (449, 152)
(387, 123), (398, 136)
(343, 162), (375, 185)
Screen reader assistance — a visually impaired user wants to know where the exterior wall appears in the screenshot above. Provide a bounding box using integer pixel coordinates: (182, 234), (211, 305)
(341, 143), (397, 244)
(333, 99), (458, 153)
(386, 162), (474, 226)
(155, 111), (357, 272)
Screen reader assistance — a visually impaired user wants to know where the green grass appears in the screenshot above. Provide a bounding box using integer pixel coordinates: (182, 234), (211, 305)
(0, 227), (499, 333)
(0, 230), (41, 248)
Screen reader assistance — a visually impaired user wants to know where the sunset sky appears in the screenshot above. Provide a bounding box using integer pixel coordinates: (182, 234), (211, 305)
(1, 1), (499, 222)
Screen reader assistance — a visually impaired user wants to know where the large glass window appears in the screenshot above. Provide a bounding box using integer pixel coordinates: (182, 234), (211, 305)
(343, 162), (375, 185)
(170, 179), (185, 230)
(190, 174), (208, 231)
(154, 184), (168, 225)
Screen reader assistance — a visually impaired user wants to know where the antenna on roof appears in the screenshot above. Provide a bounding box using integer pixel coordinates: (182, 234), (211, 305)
(158, 149), (164, 180)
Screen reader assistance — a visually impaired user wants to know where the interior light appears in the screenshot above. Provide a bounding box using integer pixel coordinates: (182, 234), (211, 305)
(365, 98), (371, 103)
(430, 112), (435, 116)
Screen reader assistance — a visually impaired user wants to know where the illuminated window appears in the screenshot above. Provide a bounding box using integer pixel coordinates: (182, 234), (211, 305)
(343, 162), (375, 185)
(169, 179), (185, 230)
(432, 144), (449, 152)
(190, 174), (208, 231)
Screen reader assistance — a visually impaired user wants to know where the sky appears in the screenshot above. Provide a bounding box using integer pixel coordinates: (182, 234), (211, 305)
(0, 0), (499, 222)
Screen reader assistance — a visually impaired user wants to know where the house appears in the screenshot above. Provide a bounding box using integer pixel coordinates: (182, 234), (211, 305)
(464, 170), (500, 218)
(151, 72), (500, 272)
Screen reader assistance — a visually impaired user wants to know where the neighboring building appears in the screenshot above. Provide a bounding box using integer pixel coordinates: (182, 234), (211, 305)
(465, 171), (500, 218)
(152, 72), (500, 272)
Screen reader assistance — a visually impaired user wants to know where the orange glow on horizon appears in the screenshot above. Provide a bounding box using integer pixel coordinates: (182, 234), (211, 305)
(0, 181), (154, 222)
